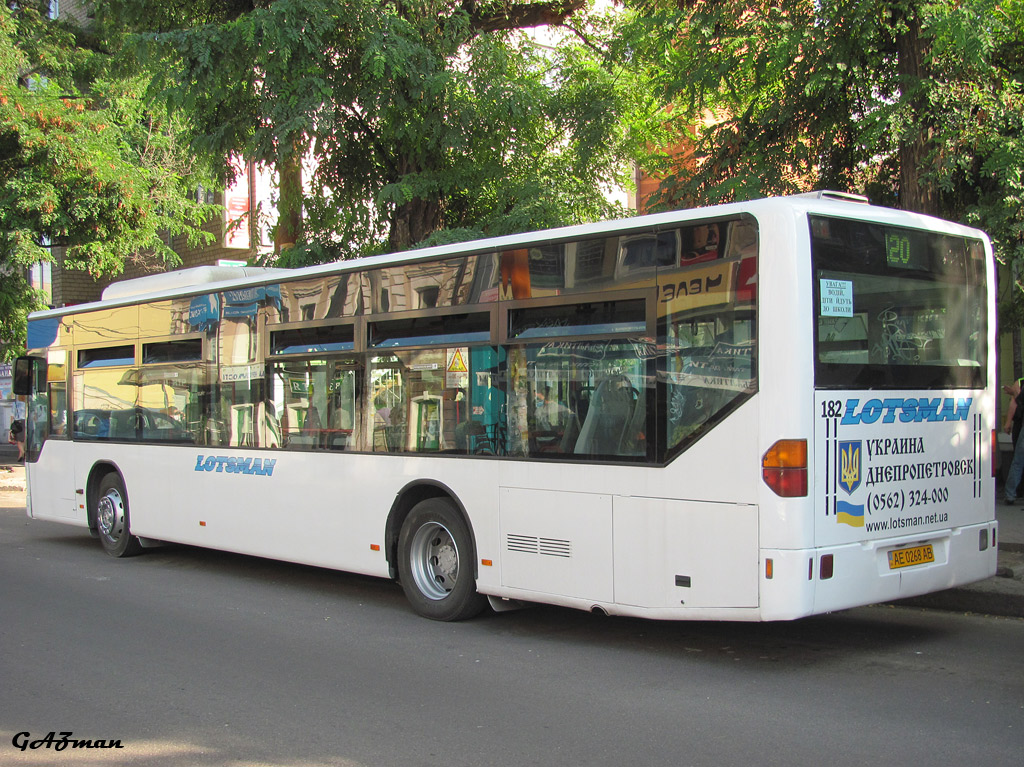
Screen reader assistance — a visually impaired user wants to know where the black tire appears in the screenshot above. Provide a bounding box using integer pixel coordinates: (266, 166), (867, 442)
(397, 498), (487, 621)
(94, 473), (143, 558)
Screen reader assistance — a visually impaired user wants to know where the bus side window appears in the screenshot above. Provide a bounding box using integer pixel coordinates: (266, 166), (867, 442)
(506, 343), (650, 460)
(48, 373), (67, 439)
(370, 355), (406, 452)
(270, 358), (360, 451)
(369, 348), (498, 454)
(324, 369), (359, 450)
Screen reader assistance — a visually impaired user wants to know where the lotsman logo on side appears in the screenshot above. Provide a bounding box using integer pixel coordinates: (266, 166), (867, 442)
(841, 397), (972, 425)
(194, 455), (276, 476)
(838, 440), (861, 495)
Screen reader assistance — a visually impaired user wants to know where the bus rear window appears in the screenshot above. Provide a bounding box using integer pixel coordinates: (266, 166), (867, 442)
(811, 215), (987, 389)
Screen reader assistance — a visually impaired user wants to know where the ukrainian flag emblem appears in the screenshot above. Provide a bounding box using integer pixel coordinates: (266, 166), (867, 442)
(837, 500), (865, 527)
(838, 440), (861, 495)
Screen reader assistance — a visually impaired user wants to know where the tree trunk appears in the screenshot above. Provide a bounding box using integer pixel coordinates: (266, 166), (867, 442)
(274, 145), (304, 254)
(388, 196), (442, 252)
(895, 6), (938, 216)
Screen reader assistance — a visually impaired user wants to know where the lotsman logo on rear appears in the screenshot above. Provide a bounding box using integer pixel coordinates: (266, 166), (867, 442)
(841, 397), (972, 425)
(194, 455), (277, 476)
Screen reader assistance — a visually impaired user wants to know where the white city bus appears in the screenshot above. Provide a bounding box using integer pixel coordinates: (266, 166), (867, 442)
(14, 192), (998, 621)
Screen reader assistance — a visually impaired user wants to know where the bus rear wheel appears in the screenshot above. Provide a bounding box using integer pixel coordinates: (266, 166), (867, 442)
(95, 473), (143, 558)
(397, 498), (486, 621)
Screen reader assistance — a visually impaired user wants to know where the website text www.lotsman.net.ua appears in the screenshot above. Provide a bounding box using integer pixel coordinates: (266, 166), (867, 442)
(865, 511), (949, 533)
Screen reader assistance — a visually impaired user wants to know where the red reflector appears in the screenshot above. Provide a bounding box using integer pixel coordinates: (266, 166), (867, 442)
(820, 554), (834, 580)
(992, 430), (998, 478)
(762, 466), (808, 497)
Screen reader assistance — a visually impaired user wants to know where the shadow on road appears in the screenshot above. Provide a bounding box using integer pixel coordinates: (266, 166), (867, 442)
(22, 516), (960, 672)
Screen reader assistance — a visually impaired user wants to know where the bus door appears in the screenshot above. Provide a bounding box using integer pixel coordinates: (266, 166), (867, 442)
(14, 352), (76, 519)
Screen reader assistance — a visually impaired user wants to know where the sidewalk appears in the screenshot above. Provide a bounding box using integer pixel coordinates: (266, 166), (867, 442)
(2, 446), (1023, 618)
(894, 500), (1024, 618)
(0, 444), (25, 495)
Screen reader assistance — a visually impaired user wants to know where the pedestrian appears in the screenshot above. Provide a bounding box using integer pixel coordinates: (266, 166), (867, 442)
(8, 418), (25, 462)
(1002, 378), (1024, 504)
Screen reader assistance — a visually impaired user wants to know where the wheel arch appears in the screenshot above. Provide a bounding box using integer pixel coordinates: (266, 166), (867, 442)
(384, 480), (477, 581)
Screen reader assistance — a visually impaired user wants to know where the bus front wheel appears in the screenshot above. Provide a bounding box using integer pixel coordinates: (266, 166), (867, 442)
(397, 498), (486, 621)
(94, 473), (143, 558)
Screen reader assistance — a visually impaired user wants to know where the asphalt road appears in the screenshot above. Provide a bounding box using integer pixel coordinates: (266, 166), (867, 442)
(1, 503), (1022, 767)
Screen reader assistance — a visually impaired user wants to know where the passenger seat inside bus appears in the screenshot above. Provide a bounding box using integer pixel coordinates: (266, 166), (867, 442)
(573, 375), (642, 457)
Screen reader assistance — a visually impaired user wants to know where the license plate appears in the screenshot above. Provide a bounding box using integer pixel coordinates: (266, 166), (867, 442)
(888, 544), (935, 570)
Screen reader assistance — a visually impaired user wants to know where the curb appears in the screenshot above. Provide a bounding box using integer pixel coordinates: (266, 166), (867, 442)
(891, 583), (1024, 619)
(889, 546), (1024, 619)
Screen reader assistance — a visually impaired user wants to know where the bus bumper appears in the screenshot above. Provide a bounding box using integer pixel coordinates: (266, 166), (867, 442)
(759, 521), (999, 619)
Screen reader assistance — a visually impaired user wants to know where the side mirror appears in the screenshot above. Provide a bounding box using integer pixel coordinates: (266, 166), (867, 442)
(12, 356), (42, 396)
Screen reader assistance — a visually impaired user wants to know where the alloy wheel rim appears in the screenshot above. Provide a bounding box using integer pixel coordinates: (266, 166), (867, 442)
(409, 522), (459, 601)
(97, 489), (125, 542)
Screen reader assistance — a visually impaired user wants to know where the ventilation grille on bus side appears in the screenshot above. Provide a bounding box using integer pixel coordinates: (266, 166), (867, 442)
(506, 534), (572, 558)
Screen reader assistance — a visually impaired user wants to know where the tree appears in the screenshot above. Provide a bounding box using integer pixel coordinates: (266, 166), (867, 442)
(93, 0), (652, 265)
(621, 0), (1024, 309)
(0, 1), (219, 359)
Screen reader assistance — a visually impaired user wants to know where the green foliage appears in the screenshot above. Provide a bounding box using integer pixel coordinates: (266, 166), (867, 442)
(94, 0), (650, 262)
(0, 2), (220, 359)
(925, 0), (1024, 322)
(623, 0), (1024, 317)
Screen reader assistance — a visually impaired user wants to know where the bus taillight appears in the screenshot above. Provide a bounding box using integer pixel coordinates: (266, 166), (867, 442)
(762, 439), (808, 497)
